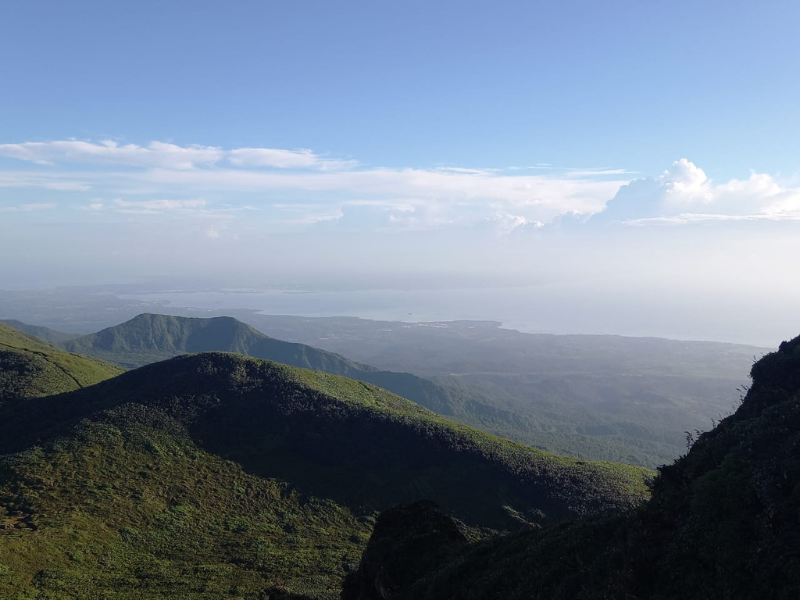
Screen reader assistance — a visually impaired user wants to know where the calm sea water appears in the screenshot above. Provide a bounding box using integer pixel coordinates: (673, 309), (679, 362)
(118, 285), (786, 347)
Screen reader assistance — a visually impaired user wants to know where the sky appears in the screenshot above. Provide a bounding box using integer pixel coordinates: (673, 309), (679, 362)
(1, 1), (799, 343)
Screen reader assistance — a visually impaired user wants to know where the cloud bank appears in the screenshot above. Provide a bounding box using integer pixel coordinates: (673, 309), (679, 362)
(1, 141), (799, 236)
(0, 139), (628, 231)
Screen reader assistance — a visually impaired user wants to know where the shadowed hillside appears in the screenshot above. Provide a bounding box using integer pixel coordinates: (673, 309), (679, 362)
(0, 323), (122, 402)
(342, 332), (800, 600)
(0, 352), (649, 599)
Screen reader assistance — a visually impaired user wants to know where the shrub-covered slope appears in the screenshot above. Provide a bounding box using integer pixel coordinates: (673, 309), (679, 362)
(0, 323), (122, 402)
(0, 353), (650, 599)
(343, 332), (800, 600)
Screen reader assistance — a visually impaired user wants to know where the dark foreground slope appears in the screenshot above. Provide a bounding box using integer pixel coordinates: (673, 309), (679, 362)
(0, 323), (122, 402)
(0, 353), (649, 600)
(343, 333), (800, 600)
(61, 313), (491, 423)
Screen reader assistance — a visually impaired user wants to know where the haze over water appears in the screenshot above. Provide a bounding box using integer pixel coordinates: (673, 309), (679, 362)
(119, 285), (787, 348)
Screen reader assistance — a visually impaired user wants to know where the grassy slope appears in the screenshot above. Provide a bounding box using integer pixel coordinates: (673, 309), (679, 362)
(344, 333), (800, 600)
(0, 353), (650, 600)
(0, 324), (123, 402)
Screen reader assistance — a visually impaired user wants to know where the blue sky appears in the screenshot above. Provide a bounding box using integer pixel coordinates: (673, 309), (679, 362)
(1, 1), (799, 343)
(3, 0), (799, 177)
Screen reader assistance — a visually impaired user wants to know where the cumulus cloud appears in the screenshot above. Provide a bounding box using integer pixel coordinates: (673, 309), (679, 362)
(594, 158), (800, 225)
(659, 158), (712, 202)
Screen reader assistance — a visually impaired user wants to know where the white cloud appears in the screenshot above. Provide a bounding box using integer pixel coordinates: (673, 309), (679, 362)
(0, 140), (223, 170)
(0, 140), (356, 171)
(563, 168), (637, 178)
(6, 140), (797, 234)
(475, 213), (537, 236)
(113, 198), (207, 214)
(0, 139), (632, 230)
(228, 147), (357, 171)
(0, 172), (92, 191)
(144, 166), (625, 222)
(434, 166), (501, 175)
(658, 158), (712, 202)
(0, 203), (55, 212)
(115, 199), (206, 210)
(597, 158), (800, 225)
(626, 213), (800, 226)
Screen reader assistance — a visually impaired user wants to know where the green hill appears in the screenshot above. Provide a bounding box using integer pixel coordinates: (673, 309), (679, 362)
(61, 313), (496, 428)
(0, 323), (123, 402)
(343, 332), (800, 600)
(0, 352), (650, 599)
(61, 313), (386, 373)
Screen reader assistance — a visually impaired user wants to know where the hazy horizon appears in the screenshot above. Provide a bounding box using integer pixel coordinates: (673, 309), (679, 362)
(0, 281), (785, 349)
(2, 1), (798, 346)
